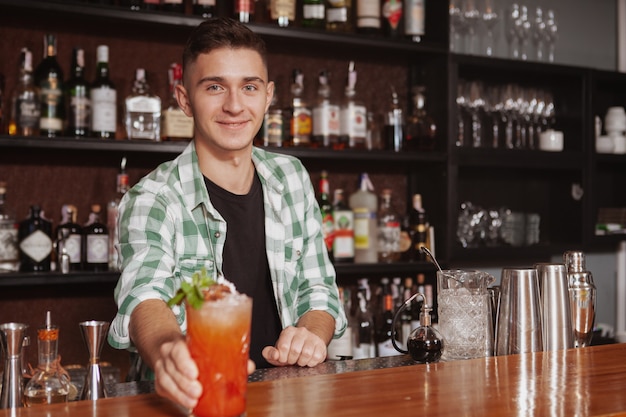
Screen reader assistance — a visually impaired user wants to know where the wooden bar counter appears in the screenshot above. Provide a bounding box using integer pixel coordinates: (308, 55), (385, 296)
(2, 343), (626, 417)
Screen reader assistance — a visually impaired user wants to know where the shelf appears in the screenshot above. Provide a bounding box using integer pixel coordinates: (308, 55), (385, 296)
(452, 147), (584, 170)
(450, 243), (574, 265)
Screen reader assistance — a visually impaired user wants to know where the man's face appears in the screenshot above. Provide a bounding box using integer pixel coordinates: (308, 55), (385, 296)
(177, 47), (273, 153)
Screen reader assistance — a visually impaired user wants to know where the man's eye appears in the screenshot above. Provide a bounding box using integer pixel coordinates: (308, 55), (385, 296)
(244, 85), (258, 92)
(207, 84), (221, 92)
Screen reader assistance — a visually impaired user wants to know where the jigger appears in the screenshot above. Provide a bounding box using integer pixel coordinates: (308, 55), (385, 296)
(79, 320), (110, 400)
(0, 322), (28, 409)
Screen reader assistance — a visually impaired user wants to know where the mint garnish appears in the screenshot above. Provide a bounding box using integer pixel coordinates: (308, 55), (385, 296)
(167, 267), (216, 310)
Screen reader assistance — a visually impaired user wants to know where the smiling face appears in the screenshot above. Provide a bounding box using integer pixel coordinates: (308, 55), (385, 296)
(176, 47), (274, 156)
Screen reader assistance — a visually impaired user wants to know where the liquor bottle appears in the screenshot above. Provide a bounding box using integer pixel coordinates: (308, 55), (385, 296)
(376, 278), (402, 356)
(377, 188), (401, 263)
(268, 0), (296, 26)
(349, 173), (378, 263)
(66, 47), (91, 138)
(91, 45), (117, 139)
(355, 0), (381, 35)
(143, 0), (160, 9)
(234, 0), (255, 23)
(0, 182), (19, 272)
(262, 93), (286, 147)
(18, 205), (53, 272)
(326, 287), (354, 360)
(404, 85), (436, 151)
(381, 0), (403, 38)
(340, 62), (367, 149)
(365, 110), (383, 150)
(162, 63), (193, 141)
(286, 69), (312, 147)
(409, 193), (428, 261)
(332, 189), (354, 263)
(353, 278), (375, 359)
(302, 0), (325, 28)
(0, 73), (4, 133)
(400, 276), (415, 345)
(34, 34), (65, 138)
(325, 0), (352, 32)
(318, 170), (334, 262)
(193, 0), (216, 17)
(383, 86), (404, 152)
(83, 204), (109, 272)
(312, 70), (340, 149)
(404, 0), (424, 42)
(56, 204), (83, 272)
(119, 0), (143, 10)
(107, 157), (130, 271)
(161, 0), (184, 12)
(564, 251), (597, 348)
(124, 68), (161, 141)
(8, 48), (40, 137)
(24, 312), (71, 406)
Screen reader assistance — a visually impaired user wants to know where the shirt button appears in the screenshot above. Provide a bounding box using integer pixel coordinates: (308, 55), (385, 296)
(214, 232), (221, 238)
(296, 250), (301, 256)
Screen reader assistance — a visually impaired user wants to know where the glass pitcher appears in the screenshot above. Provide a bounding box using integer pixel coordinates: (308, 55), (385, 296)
(437, 269), (496, 360)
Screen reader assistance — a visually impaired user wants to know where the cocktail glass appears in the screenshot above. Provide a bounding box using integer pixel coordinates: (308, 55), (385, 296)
(186, 293), (252, 417)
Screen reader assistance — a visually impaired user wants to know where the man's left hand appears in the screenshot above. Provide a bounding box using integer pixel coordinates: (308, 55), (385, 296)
(262, 326), (328, 367)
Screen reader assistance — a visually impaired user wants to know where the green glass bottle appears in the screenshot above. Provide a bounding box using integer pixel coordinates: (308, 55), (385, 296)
(34, 34), (65, 138)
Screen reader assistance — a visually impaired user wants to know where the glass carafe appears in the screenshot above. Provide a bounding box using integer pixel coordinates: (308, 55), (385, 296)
(437, 269), (495, 360)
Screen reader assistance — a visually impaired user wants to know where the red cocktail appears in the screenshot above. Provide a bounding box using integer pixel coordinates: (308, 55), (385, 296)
(186, 290), (252, 417)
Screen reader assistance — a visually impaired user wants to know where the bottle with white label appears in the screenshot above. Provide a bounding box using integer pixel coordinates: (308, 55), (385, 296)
(404, 0), (424, 42)
(34, 34), (65, 138)
(312, 70), (340, 148)
(340, 61), (367, 149)
(56, 204), (83, 272)
(349, 173), (378, 263)
(353, 278), (375, 359)
(91, 45), (117, 139)
(82, 204), (109, 272)
(0, 182), (19, 272)
(124, 68), (161, 141)
(377, 188), (401, 262)
(18, 205), (53, 272)
(332, 189), (354, 263)
(162, 63), (193, 141)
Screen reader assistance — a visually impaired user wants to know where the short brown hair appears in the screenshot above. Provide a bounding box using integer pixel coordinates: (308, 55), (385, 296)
(182, 17), (268, 75)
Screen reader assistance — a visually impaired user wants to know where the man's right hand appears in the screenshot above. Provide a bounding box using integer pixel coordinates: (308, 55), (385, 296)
(153, 338), (202, 410)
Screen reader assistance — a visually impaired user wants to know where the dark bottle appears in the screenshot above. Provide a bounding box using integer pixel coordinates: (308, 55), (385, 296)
(332, 189), (354, 263)
(143, 0), (160, 10)
(383, 86), (404, 152)
(161, 0), (184, 13)
(18, 205), (53, 272)
(66, 47), (91, 138)
(409, 193), (428, 261)
(404, 85), (436, 151)
(381, 0), (403, 38)
(56, 204), (83, 272)
(325, 0), (352, 32)
(34, 34), (65, 138)
(82, 204), (109, 272)
(262, 93), (286, 147)
(353, 278), (375, 359)
(268, 0), (296, 26)
(91, 45), (117, 139)
(301, 0), (325, 28)
(318, 170), (334, 263)
(234, 0), (255, 22)
(119, 0), (143, 9)
(8, 48), (40, 137)
(193, 0), (216, 17)
(355, 0), (381, 35)
(376, 278), (402, 356)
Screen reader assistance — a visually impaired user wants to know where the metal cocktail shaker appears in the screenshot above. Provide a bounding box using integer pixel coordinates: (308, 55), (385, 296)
(535, 263), (574, 351)
(564, 251), (596, 348)
(0, 322), (28, 409)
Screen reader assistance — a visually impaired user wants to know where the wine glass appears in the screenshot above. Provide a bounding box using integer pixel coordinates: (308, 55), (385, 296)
(532, 7), (547, 61)
(456, 80), (468, 146)
(544, 9), (558, 62)
(515, 5), (531, 61)
(501, 83), (520, 149)
(481, 0), (500, 56)
(450, 0), (466, 52)
(505, 3), (520, 59)
(466, 80), (486, 147)
(463, 0), (481, 54)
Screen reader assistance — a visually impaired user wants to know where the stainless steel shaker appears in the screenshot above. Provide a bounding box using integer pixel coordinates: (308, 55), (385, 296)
(535, 263), (574, 351)
(495, 268), (543, 356)
(564, 251), (596, 347)
(0, 322), (28, 409)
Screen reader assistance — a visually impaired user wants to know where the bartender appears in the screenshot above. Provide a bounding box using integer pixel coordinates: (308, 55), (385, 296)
(107, 17), (347, 410)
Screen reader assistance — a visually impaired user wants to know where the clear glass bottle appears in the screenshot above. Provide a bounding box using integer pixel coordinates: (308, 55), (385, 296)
(332, 189), (354, 263)
(403, 0), (424, 42)
(18, 205), (53, 272)
(404, 85), (436, 151)
(34, 34), (65, 138)
(66, 47), (91, 138)
(262, 93), (286, 147)
(383, 86), (404, 152)
(340, 62), (367, 149)
(8, 47), (40, 137)
(318, 170), (334, 262)
(325, 0), (352, 32)
(268, 0), (296, 26)
(564, 251), (597, 348)
(107, 157), (129, 271)
(356, 0), (381, 34)
(353, 278), (375, 359)
(0, 181), (19, 273)
(24, 312), (71, 406)
(312, 70), (340, 149)
(56, 204), (83, 272)
(162, 63), (193, 141)
(349, 173), (378, 263)
(377, 188), (401, 263)
(82, 204), (109, 272)
(124, 68), (161, 141)
(302, 0), (325, 28)
(286, 69), (312, 147)
(91, 45), (117, 139)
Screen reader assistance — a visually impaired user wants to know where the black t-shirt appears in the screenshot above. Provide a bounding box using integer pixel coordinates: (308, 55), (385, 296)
(204, 173), (282, 369)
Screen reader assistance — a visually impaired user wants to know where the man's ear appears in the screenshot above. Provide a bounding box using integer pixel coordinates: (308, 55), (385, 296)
(175, 84), (193, 118)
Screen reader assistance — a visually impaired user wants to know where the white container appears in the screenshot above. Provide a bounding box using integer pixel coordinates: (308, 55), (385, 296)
(612, 132), (626, 154)
(596, 135), (615, 153)
(605, 106), (626, 134)
(539, 129), (564, 152)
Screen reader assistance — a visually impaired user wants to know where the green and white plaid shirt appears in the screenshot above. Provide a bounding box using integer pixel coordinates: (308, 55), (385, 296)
(108, 141), (347, 350)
